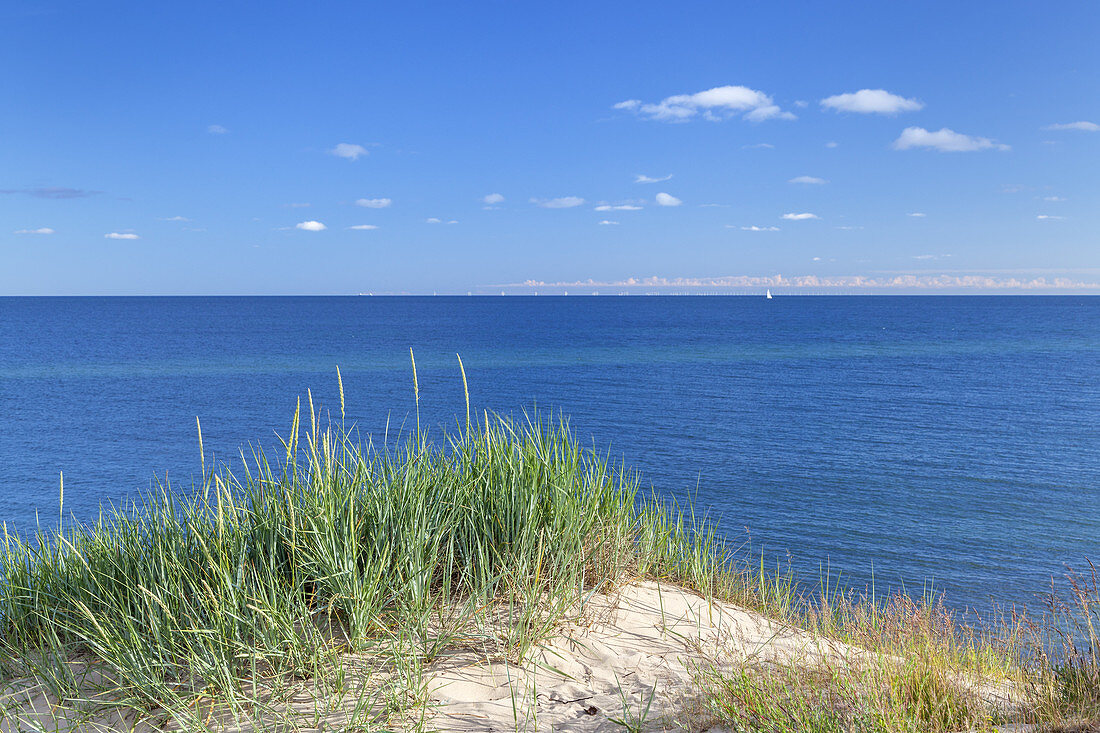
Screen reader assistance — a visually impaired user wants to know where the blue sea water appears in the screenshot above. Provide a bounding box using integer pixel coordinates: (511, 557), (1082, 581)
(1, 296), (1098, 615)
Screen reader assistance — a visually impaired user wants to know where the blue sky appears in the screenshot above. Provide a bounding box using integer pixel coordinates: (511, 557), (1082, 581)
(2, 1), (1098, 294)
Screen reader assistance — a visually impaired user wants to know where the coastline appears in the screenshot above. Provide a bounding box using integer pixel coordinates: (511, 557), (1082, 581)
(0, 397), (1095, 732)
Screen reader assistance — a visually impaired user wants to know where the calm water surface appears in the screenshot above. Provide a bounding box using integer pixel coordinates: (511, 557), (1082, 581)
(1, 296), (1097, 614)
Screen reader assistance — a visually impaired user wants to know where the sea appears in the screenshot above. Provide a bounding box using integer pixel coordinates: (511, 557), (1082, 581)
(1, 295), (1097, 616)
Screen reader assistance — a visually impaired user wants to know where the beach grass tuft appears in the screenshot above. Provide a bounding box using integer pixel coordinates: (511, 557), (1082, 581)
(0, 380), (731, 729)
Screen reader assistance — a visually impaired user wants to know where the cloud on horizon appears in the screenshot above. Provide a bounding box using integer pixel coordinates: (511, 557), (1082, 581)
(615, 85), (794, 123)
(514, 273), (1100, 292)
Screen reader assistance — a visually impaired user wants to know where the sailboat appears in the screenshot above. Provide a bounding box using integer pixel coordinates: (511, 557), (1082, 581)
(766, 289), (773, 299)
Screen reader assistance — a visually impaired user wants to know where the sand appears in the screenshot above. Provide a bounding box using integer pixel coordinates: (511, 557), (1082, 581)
(424, 580), (846, 732)
(0, 581), (1025, 732)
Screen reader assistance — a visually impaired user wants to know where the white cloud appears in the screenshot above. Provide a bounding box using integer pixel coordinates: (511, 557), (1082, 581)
(615, 85), (794, 123)
(635, 174), (673, 183)
(812, 257), (822, 261)
(483, 193), (505, 205)
(282, 203), (311, 209)
(743, 142), (775, 149)
(207, 124), (228, 134)
(1037, 215), (1065, 220)
(908, 212), (927, 217)
(835, 225), (863, 230)
(426, 217), (442, 223)
(825, 141), (839, 148)
(820, 89), (923, 114)
(893, 127), (1010, 152)
(736, 225), (780, 231)
(595, 203), (643, 211)
(655, 192), (682, 207)
(744, 105), (793, 122)
(348, 224), (379, 230)
(160, 215), (191, 221)
(1044, 121), (1099, 132)
(598, 220), (619, 225)
(782, 212), (818, 220)
(789, 175), (827, 185)
(531, 196), (585, 208)
(14, 227), (54, 234)
(1043, 196), (1065, 202)
(105, 232), (140, 240)
(514, 274), (1100, 292)
(331, 143), (369, 161)
(794, 100), (808, 108)
(296, 220), (326, 231)
(355, 197), (392, 208)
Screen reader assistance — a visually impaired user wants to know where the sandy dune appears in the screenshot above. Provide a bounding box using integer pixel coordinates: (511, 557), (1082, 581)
(0, 581), (1022, 732)
(424, 580), (848, 732)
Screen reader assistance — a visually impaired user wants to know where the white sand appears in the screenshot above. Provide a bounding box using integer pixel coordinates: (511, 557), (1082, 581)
(0, 581), (1024, 732)
(424, 580), (848, 732)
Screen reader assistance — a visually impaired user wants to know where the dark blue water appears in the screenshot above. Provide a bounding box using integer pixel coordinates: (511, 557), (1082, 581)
(1, 296), (1098, 614)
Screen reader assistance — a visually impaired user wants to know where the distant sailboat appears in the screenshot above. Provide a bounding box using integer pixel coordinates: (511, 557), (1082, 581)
(766, 289), (773, 299)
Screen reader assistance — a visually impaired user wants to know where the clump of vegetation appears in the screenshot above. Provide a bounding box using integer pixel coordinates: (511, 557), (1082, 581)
(0, 364), (735, 730)
(1027, 563), (1100, 729)
(690, 538), (1100, 731)
(0, 363), (1096, 732)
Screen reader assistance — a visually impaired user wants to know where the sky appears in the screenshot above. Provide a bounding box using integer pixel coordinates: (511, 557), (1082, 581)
(2, 1), (1098, 295)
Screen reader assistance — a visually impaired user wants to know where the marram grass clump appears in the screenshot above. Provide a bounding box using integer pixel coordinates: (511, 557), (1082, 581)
(0, 388), (734, 730)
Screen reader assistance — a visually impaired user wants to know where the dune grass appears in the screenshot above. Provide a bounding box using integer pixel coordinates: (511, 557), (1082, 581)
(0, 364), (1097, 731)
(0, 369), (736, 730)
